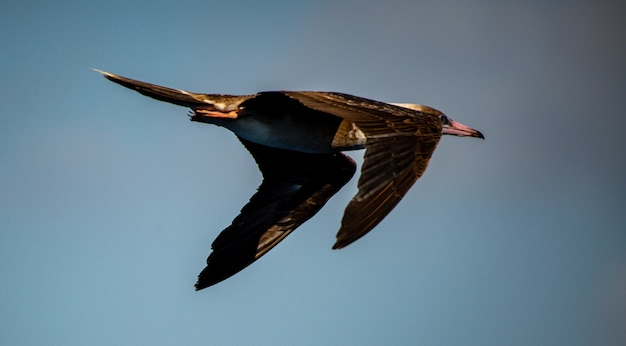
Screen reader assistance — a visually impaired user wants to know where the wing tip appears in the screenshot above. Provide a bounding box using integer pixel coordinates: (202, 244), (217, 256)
(194, 275), (218, 291)
(91, 68), (127, 85)
(194, 281), (208, 291)
(194, 265), (228, 291)
(332, 237), (352, 250)
(91, 67), (116, 78)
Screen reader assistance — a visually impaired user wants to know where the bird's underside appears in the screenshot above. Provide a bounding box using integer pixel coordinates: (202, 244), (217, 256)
(94, 69), (483, 290)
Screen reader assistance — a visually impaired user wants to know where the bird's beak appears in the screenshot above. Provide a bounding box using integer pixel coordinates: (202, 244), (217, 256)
(443, 118), (484, 139)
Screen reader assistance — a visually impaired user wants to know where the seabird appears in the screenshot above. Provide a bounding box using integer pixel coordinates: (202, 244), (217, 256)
(94, 69), (484, 290)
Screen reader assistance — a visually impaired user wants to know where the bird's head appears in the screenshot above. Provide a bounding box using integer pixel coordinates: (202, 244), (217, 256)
(440, 114), (484, 139)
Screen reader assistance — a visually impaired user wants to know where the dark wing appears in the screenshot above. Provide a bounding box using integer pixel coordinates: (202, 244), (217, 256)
(195, 138), (356, 290)
(93, 69), (253, 109)
(282, 91), (443, 248)
(333, 135), (439, 248)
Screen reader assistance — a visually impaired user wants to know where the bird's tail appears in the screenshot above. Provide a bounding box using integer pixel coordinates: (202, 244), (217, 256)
(92, 68), (211, 108)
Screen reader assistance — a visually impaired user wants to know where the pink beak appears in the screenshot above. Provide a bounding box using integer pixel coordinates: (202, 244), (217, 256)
(442, 118), (484, 139)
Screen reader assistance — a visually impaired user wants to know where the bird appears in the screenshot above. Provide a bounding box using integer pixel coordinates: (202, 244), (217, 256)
(94, 69), (484, 290)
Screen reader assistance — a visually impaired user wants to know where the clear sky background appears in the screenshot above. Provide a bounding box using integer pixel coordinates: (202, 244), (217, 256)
(1, 0), (625, 345)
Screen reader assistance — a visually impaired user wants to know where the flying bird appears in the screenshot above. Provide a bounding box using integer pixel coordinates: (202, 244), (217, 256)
(94, 69), (484, 290)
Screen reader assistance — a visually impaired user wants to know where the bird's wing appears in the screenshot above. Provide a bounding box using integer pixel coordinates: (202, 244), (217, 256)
(93, 69), (253, 110)
(282, 91), (442, 137)
(195, 138), (356, 290)
(333, 135), (439, 248)
(282, 92), (443, 248)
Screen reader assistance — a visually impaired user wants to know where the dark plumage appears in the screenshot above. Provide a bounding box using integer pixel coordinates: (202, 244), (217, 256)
(94, 69), (484, 290)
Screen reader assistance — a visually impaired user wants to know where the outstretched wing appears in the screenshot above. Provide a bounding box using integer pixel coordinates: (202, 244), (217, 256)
(195, 138), (356, 290)
(333, 135), (439, 248)
(282, 92), (443, 249)
(93, 69), (253, 110)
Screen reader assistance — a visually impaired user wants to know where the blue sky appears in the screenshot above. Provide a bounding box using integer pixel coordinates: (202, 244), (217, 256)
(1, 0), (625, 345)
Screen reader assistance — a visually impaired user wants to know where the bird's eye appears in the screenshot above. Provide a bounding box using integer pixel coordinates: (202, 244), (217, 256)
(440, 115), (449, 125)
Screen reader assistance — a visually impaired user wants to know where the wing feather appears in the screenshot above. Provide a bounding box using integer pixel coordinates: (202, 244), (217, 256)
(195, 138), (355, 289)
(333, 136), (440, 248)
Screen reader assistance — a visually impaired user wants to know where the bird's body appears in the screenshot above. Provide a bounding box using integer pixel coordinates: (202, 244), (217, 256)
(94, 69), (484, 290)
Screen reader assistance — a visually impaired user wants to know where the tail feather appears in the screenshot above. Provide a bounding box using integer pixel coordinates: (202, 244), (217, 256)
(92, 68), (209, 108)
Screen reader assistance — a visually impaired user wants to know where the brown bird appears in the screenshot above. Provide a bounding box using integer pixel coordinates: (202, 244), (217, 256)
(94, 69), (484, 290)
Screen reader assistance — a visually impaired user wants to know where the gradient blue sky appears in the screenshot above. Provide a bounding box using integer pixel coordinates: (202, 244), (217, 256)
(1, 1), (625, 345)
